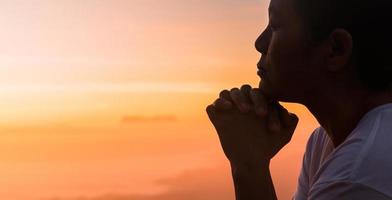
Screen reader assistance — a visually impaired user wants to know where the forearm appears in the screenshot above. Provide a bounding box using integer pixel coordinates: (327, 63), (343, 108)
(231, 161), (277, 200)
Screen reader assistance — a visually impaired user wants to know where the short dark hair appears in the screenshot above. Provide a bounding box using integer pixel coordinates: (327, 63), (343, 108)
(294, 0), (392, 91)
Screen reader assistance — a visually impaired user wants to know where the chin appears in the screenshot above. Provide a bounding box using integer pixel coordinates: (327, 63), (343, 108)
(259, 80), (299, 103)
(258, 81), (277, 102)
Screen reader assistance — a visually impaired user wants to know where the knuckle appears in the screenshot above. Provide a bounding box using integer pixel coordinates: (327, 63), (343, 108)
(219, 89), (229, 96)
(219, 90), (231, 99)
(240, 85), (252, 99)
(213, 99), (220, 106)
(214, 98), (228, 109)
(219, 90), (228, 97)
(229, 88), (241, 99)
(240, 84), (252, 90)
(230, 87), (240, 92)
(206, 104), (214, 113)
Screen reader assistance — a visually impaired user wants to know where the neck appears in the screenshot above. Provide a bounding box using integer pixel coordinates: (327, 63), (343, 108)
(303, 86), (392, 147)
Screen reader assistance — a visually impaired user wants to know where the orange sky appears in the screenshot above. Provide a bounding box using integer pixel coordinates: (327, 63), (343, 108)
(0, 1), (320, 200)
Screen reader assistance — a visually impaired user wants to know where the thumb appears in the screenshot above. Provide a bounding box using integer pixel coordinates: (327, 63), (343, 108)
(287, 113), (299, 128)
(280, 112), (299, 143)
(275, 103), (298, 129)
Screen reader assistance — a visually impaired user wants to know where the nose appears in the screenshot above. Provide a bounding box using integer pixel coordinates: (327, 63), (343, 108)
(255, 25), (272, 56)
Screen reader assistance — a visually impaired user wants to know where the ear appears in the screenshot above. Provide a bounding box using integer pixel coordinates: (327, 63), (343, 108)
(325, 29), (353, 72)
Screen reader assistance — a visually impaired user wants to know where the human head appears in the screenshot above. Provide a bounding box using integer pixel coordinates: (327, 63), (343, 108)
(294, 0), (392, 91)
(255, 0), (392, 103)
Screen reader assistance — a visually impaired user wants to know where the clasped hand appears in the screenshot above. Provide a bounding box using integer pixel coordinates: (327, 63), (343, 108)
(206, 84), (299, 168)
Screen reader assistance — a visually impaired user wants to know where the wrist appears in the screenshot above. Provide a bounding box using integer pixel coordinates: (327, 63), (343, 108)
(230, 160), (277, 200)
(230, 160), (270, 176)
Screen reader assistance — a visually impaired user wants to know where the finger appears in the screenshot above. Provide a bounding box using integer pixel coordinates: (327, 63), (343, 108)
(206, 103), (216, 112)
(276, 103), (297, 130)
(267, 104), (281, 133)
(206, 104), (216, 119)
(273, 102), (299, 128)
(250, 88), (268, 116)
(279, 104), (292, 127)
(213, 98), (233, 111)
(206, 104), (216, 124)
(240, 84), (252, 102)
(240, 84), (253, 110)
(206, 104), (221, 131)
(230, 88), (250, 112)
(219, 90), (232, 102)
(218, 89), (233, 110)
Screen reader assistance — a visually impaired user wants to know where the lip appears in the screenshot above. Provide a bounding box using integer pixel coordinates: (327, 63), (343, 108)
(257, 70), (263, 77)
(257, 67), (267, 78)
(257, 62), (262, 69)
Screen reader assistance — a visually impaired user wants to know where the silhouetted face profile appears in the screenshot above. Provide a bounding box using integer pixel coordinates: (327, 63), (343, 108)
(255, 0), (328, 103)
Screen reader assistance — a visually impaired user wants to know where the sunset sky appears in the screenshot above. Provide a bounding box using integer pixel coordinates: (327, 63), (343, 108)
(0, 1), (320, 200)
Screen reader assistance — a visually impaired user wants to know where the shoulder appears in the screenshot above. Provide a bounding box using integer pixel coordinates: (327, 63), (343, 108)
(311, 107), (392, 197)
(304, 126), (327, 154)
(309, 181), (392, 200)
(303, 126), (332, 165)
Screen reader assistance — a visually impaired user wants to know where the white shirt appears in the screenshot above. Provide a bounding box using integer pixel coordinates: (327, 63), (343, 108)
(293, 103), (392, 200)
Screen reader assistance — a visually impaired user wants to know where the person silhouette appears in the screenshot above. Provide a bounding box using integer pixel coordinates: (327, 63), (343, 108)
(206, 0), (392, 199)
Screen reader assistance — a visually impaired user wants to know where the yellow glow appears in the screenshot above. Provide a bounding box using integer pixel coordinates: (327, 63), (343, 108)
(0, 1), (319, 200)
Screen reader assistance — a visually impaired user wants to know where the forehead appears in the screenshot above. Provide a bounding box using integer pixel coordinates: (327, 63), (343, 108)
(269, 0), (308, 36)
(269, 0), (297, 17)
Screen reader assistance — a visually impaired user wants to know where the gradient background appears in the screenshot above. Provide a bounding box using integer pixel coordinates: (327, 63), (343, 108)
(0, 0), (320, 199)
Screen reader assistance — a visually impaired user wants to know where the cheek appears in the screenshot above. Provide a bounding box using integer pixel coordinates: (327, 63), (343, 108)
(268, 33), (309, 76)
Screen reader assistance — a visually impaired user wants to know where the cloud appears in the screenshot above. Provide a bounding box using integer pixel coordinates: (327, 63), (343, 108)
(42, 164), (235, 200)
(121, 115), (177, 123)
